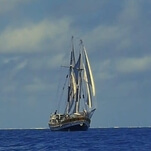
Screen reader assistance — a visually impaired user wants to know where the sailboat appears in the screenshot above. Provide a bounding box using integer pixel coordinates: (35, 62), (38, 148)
(48, 37), (96, 131)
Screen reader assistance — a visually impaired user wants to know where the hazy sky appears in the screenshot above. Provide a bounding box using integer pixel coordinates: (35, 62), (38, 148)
(0, 0), (151, 129)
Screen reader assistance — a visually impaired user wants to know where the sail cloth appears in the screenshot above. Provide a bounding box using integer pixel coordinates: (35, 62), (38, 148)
(73, 54), (83, 113)
(83, 47), (95, 96)
(83, 64), (92, 108)
(65, 39), (95, 114)
(66, 71), (76, 114)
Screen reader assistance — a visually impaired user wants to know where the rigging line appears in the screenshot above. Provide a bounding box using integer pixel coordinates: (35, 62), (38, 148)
(54, 67), (63, 112)
(57, 74), (68, 112)
(51, 66), (62, 112)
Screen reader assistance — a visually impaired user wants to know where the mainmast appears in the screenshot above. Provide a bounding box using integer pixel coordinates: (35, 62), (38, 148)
(65, 36), (76, 114)
(74, 40), (83, 113)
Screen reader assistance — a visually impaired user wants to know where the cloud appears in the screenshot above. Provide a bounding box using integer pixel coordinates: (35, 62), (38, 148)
(0, 0), (30, 14)
(115, 56), (151, 73)
(24, 77), (54, 93)
(0, 56), (28, 82)
(15, 60), (27, 71)
(2, 56), (20, 64)
(96, 55), (151, 82)
(83, 0), (148, 54)
(28, 53), (66, 71)
(84, 24), (131, 53)
(96, 59), (116, 80)
(0, 18), (72, 53)
(118, 0), (140, 25)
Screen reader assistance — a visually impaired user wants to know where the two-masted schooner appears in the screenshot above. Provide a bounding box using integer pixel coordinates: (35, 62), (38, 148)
(48, 37), (96, 131)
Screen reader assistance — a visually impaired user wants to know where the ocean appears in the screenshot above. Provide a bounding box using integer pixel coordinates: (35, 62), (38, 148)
(0, 128), (151, 151)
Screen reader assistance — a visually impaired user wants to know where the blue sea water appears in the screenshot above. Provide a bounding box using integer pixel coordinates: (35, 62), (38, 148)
(0, 128), (151, 151)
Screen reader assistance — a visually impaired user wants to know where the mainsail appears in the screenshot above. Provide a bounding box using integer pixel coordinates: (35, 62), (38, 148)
(83, 46), (95, 96)
(65, 39), (95, 114)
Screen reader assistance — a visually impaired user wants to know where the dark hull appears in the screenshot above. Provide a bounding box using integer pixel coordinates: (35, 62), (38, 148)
(49, 122), (89, 131)
(60, 123), (88, 131)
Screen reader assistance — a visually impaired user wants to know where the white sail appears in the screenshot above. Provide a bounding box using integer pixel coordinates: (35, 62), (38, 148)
(83, 64), (92, 108)
(83, 47), (95, 96)
(71, 72), (76, 95)
(67, 71), (76, 114)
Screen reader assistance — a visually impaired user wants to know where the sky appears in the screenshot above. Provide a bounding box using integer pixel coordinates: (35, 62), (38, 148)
(0, 0), (151, 129)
